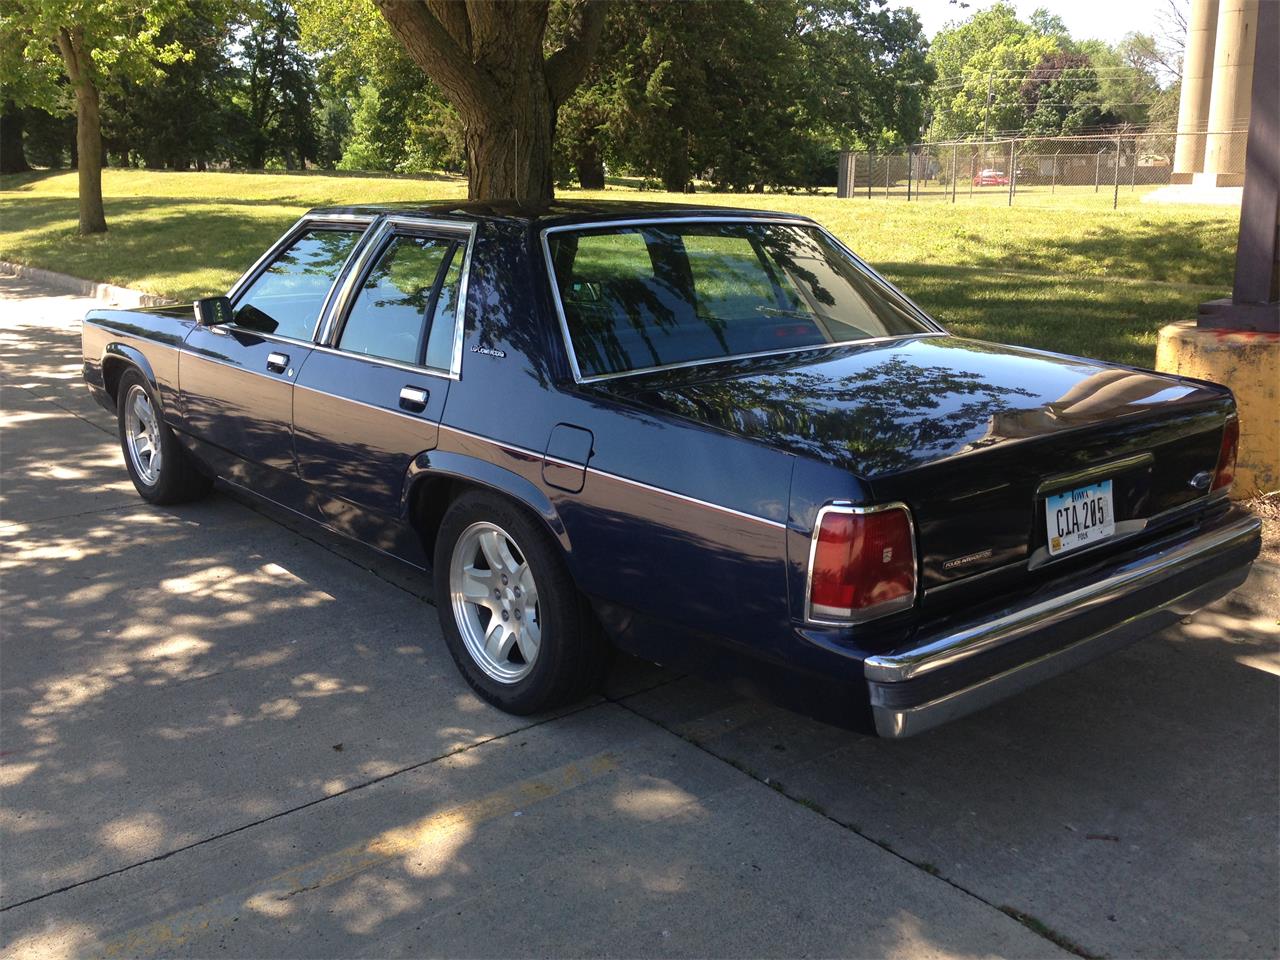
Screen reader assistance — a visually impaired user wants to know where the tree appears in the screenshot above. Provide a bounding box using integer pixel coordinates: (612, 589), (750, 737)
(372, 0), (606, 201)
(1078, 35), (1165, 128)
(1019, 51), (1113, 136)
(555, 0), (929, 193)
(297, 0), (465, 174)
(791, 0), (932, 150)
(0, 102), (32, 174)
(927, 3), (1061, 139)
(1, 0), (190, 233)
(103, 0), (244, 170)
(236, 0), (318, 169)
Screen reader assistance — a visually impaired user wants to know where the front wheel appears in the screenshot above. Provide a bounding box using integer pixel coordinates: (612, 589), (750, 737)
(433, 491), (609, 714)
(116, 369), (212, 504)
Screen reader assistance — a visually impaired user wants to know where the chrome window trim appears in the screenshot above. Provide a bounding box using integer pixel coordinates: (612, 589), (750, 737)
(318, 215), (477, 381)
(566, 333), (946, 384)
(539, 215), (946, 385)
(225, 213), (376, 344)
(307, 344), (457, 382)
(203, 325), (316, 350)
(804, 501), (919, 626)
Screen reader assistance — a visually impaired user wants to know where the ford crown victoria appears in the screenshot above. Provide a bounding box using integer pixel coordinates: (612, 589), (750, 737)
(81, 201), (1261, 737)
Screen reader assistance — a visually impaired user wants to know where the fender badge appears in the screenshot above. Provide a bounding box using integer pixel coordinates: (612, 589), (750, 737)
(943, 548), (994, 571)
(471, 345), (506, 358)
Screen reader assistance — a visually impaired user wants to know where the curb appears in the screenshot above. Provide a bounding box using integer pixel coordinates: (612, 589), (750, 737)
(0, 261), (178, 308)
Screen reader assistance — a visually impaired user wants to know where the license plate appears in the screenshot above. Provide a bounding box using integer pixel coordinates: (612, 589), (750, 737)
(1045, 480), (1115, 556)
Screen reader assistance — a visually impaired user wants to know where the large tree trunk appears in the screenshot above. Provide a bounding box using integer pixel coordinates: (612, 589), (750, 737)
(576, 136), (605, 190)
(56, 28), (107, 235)
(661, 151), (690, 193)
(461, 69), (556, 201)
(0, 102), (31, 174)
(375, 1), (604, 203)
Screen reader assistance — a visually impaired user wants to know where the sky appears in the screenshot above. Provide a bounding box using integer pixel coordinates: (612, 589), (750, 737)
(885, 0), (1174, 45)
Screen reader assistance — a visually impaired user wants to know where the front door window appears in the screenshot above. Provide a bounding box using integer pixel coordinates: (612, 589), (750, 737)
(233, 228), (363, 340)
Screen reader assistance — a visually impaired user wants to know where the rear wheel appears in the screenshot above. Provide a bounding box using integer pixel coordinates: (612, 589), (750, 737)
(434, 491), (609, 714)
(116, 369), (212, 504)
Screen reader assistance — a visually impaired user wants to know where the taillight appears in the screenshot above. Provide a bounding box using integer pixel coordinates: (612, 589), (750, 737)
(807, 504), (916, 623)
(1211, 417), (1239, 492)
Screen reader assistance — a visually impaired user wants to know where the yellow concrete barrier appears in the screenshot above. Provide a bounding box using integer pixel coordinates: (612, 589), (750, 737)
(1156, 320), (1280, 498)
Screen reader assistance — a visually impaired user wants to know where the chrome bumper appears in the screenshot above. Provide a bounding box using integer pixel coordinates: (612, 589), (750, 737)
(865, 507), (1262, 738)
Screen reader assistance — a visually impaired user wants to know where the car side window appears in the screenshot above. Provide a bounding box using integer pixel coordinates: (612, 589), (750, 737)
(233, 228), (362, 340)
(337, 233), (462, 370)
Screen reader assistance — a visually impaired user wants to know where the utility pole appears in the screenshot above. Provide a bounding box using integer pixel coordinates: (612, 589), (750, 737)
(1008, 140), (1016, 206)
(1113, 135), (1121, 209)
(981, 73), (993, 143)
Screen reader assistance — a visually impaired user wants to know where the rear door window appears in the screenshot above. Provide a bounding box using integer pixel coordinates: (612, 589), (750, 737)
(233, 227), (362, 340)
(336, 233), (462, 370)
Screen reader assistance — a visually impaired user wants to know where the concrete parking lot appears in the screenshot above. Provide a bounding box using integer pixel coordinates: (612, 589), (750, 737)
(1, 272), (1277, 959)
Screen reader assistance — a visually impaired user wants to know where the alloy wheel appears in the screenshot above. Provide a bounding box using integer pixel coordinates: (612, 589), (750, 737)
(448, 520), (542, 683)
(124, 384), (163, 485)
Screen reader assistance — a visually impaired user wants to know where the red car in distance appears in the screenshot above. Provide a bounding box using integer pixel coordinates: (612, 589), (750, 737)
(972, 168), (1010, 186)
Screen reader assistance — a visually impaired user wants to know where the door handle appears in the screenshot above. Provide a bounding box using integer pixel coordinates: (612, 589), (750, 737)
(266, 351), (289, 374)
(399, 386), (429, 413)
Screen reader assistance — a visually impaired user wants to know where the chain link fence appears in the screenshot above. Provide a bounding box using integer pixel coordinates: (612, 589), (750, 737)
(836, 131), (1249, 206)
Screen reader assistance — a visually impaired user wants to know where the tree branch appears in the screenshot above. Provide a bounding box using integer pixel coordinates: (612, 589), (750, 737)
(545, 0), (606, 106)
(373, 0), (495, 111)
(425, 0), (472, 54)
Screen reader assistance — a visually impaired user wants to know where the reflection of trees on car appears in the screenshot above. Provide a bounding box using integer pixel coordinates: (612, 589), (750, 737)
(549, 223), (924, 378)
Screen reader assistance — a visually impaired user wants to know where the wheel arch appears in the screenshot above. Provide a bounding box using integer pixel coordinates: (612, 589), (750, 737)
(101, 344), (161, 410)
(400, 451), (571, 571)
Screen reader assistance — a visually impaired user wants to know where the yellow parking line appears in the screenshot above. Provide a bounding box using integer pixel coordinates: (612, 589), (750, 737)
(99, 751), (620, 958)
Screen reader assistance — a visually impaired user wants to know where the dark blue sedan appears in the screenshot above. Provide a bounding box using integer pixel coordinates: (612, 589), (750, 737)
(81, 201), (1261, 737)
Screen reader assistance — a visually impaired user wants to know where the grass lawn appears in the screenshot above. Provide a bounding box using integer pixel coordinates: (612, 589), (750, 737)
(0, 168), (1239, 367)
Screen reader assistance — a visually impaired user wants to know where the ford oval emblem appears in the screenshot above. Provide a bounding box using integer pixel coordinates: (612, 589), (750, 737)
(1189, 470), (1213, 491)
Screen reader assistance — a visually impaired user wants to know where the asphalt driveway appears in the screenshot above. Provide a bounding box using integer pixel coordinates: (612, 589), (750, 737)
(1, 272), (1277, 958)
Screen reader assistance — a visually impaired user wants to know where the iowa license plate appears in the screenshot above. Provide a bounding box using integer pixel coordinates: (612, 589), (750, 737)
(1046, 480), (1115, 556)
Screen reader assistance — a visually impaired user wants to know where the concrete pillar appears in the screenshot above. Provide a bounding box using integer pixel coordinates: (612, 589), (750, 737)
(1201, 0), (1258, 187)
(1156, 323), (1279, 497)
(1174, 0), (1220, 183)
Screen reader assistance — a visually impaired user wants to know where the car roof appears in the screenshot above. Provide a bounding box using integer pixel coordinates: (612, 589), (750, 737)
(306, 199), (813, 230)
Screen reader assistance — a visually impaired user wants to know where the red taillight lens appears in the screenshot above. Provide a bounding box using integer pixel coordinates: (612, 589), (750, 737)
(1212, 417), (1239, 492)
(809, 505), (916, 622)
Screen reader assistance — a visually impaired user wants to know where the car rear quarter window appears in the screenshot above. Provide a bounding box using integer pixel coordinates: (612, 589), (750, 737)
(546, 221), (930, 380)
(233, 228), (361, 340)
(337, 233), (462, 370)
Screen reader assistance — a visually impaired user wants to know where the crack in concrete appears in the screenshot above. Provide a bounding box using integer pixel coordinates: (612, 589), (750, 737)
(605, 694), (1096, 960)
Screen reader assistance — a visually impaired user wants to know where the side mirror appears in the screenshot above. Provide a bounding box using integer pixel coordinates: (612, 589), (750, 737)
(194, 296), (234, 326)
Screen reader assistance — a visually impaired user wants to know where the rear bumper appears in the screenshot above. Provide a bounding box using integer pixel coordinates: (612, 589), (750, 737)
(864, 506), (1262, 738)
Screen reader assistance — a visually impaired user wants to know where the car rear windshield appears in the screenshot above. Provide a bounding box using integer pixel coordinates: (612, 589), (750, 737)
(545, 220), (932, 379)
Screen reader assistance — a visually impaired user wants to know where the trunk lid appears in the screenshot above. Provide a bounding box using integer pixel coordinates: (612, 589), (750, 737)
(590, 334), (1233, 593)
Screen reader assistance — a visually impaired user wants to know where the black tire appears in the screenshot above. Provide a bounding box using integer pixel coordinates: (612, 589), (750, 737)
(116, 369), (213, 505)
(433, 490), (610, 714)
